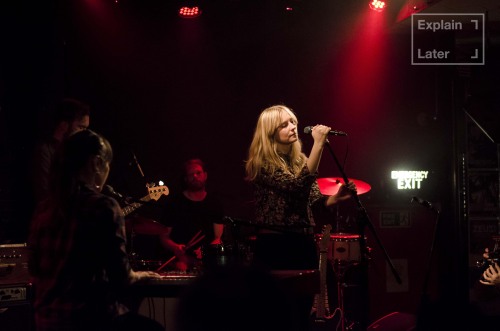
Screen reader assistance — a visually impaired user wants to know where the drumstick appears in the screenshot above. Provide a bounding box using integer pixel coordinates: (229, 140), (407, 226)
(156, 255), (176, 272)
(156, 232), (206, 272)
(186, 230), (203, 247)
(186, 234), (205, 250)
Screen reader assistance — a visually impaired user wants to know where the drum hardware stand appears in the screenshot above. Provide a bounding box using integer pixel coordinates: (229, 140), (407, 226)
(332, 260), (358, 331)
(128, 226), (140, 268)
(334, 207), (342, 233)
(223, 216), (248, 264)
(412, 198), (441, 330)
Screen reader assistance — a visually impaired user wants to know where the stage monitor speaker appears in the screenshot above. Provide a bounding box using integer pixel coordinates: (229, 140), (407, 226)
(0, 301), (33, 331)
(367, 312), (416, 331)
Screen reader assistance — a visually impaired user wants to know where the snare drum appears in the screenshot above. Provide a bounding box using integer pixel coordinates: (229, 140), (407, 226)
(315, 233), (361, 263)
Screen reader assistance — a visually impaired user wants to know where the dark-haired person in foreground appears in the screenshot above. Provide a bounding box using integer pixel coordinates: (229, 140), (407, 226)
(28, 129), (162, 331)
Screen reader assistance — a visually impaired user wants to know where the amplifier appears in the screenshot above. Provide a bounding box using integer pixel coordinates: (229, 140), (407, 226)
(0, 243), (31, 303)
(0, 286), (28, 302)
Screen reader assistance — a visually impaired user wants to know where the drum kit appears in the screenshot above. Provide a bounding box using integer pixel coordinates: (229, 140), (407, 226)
(125, 177), (372, 329)
(315, 177), (371, 267)
(125, 216), (166, 235)
(125, 215), (167, 270)
(125, 216), (249, 272)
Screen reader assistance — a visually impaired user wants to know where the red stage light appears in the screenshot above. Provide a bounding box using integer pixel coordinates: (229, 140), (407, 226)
(178, 6), (202, 18)
(369, 0), (386, 12)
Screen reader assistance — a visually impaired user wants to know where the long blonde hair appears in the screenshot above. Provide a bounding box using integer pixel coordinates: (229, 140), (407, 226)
(245, 105), (306, 181)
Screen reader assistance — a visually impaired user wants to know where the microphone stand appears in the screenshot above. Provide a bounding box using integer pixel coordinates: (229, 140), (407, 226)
(323, 142), (402, 284)
(131, 149), (148, 191)
(132, 151), (146, 178)
(415, 204), (440, 330)
(323, 141), (401, 331)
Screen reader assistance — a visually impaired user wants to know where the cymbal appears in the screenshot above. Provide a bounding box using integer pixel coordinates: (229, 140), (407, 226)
(125, 216), (166, 235)
(317, 177), (371, 196)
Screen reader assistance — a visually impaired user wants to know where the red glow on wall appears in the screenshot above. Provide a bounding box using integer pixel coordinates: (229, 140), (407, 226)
(327, 7), (389, 137)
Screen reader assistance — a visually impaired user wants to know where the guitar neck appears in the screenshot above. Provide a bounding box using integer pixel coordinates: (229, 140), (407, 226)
(122, 202), (142, 217)
(120, 185), (168, 217)
(316, 250), (329, 319)
(314, 224), (332, 321)
(122, 196), (152, 217)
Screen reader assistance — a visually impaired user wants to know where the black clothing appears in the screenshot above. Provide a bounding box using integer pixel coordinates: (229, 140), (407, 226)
(160, 192), (224, 249)
(28, 183), (132, 331)
(32, 136), (60, 203)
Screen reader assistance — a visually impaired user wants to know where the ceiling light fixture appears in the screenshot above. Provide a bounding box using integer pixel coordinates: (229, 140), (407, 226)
(178, 5), (202, 18)
(369, 0), (386, 12)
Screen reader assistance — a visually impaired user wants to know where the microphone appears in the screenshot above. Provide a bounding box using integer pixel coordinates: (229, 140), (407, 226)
(411, 196), (435, 211)
(303, 126), (347, 136)
(103, 185), (144, 206)
(103, 185), (125, 201)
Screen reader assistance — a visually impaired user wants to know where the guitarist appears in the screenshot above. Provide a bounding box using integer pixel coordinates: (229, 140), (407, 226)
(158, 158), (225, 272)
(469, 244), (500, 328)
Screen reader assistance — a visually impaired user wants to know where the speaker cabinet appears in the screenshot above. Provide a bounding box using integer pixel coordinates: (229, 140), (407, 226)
(0, 243), (34, 331)
(0, 301), (33, 331)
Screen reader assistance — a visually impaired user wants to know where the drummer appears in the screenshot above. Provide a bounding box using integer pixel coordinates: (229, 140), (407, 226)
(158, 158), (225, 272)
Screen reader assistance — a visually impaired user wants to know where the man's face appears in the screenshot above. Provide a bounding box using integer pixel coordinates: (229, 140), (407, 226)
(66, 115), (90, 138)
(185, 164), (207, 190)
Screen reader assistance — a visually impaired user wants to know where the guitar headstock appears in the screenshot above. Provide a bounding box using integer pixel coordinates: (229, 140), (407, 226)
(147, 182), (169, 201)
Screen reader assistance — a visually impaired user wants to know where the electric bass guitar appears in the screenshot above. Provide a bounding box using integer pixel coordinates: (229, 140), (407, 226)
(476, 236), (500, 272)
(311, 224), (334, 322)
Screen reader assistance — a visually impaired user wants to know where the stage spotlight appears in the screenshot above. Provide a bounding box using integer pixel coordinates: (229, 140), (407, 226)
(283, 0), (302, 12)
(178, 5), (202, 18)
(369, 0), (386, 12)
